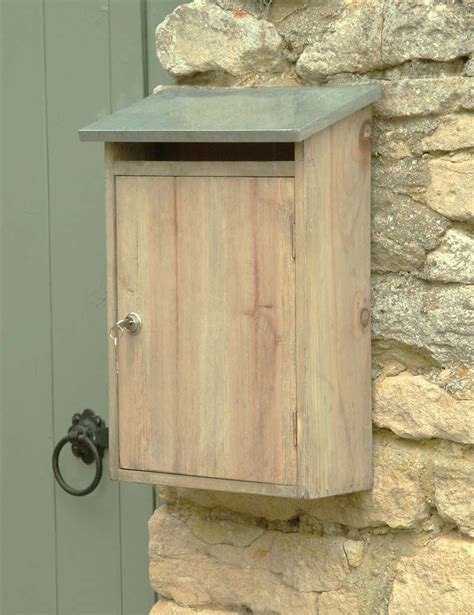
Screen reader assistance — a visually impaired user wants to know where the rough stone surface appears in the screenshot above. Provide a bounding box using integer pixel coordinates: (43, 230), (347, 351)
(389, 533), (474, 614)
(422, 113), (474, 152)
(343, 540), (365, 568)
(150, 3), (474, 613)
(150, 506), (321, 612)
(431, 367), (474, 401)
(269, 533), (350, 592)
(151, 599), (238, 614)
(421, 229), (474, 283)
(295, 2), (383, 81)
(373, 373), (474, 444)
(434, 449), (474, 537)
(155, 0), (287, 79)
(382, 0), (473, 65)
(374, 116), (439, 159)
(465, 55), (474, 77)
(372, 274), (474, 367)
(319, 590), (360, 614)
(187, 516), (263, 547)
(426, 153), (474, 221)
(373, 157), (427, 198)
(375, 77), (473, 118)
(371, 189), (449, 272)
(159, 486), (300, 521)
(372, 158), (428, 197)
(303, 433), (430, 529)
(372, 338), (439, 376)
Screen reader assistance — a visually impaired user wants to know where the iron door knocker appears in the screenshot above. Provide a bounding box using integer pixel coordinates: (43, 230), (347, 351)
(52, 409), (108, 496)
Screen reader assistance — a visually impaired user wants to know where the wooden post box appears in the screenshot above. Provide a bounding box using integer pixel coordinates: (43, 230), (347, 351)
(80, 85), (380, 499)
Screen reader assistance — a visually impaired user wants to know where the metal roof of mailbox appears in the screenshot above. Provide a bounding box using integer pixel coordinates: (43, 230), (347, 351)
(79, 85), (381, 143)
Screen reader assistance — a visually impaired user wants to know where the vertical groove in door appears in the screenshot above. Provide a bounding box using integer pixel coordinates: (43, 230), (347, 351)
(41, 0), (59, 611)
(44, 1), (122, 613)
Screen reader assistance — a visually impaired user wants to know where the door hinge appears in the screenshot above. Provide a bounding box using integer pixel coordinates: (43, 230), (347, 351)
(293, 411), (298, 447)
(291, 220), (296, 259)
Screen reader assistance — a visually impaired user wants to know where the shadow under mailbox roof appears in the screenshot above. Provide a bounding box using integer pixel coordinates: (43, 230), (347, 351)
(79, 85), (381, 143)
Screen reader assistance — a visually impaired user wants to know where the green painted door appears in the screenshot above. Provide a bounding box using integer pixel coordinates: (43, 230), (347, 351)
(0, 2), (179, 613)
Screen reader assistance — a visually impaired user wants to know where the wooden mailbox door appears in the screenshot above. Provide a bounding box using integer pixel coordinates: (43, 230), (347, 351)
(115, 175), (297, 486)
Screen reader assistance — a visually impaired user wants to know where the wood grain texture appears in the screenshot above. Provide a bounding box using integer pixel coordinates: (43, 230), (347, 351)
(113, 160), (295, 177)
(295, 107), (373, 499)
(117, 469), (299, 497)
(116, 176), (297, 485)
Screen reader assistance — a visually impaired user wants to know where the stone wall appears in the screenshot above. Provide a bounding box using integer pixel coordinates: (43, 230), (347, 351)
(149, 1), (473, 612)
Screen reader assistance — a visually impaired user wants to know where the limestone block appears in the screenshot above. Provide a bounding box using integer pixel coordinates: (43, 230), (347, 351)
(372, 157), (428, 198)
(196, 527), (350, 593)
(268, 533), (350, 592)
(155, 0), (287, 78)
(373, 114), (473, 160)
(303, 433), (430, 529)
(372, 274), (474, 367)
(421, 229), (474, 283)
(372, 339), (439, 376)
(431, 367), (474, 402)
(374, 117), (438, 159)
(211, 0), (263, 19)
(151, 556), (319, 613)
(159, 486), (301, 521)
(319, 591), (360, 615)
(151, 598), (238, 613)
(382, 0), (473, 65)
(149, 506), (204, 560)
(422, 114), (474, 152)
(376, 77), (473, 118)
(434, 450), (474, 537)
(371, 189), (449, 272)
(373, 373), (474, 444)
(149, 506), (356, 609)
(186, 516), (264, 547)
(149, 507), (320, 612)
(270, 2), (350, 59)
(295, 2), (383, 81)
(343, 540), (365, 567)
(426, 152), (474, 221)
(389, 533), (474, 614)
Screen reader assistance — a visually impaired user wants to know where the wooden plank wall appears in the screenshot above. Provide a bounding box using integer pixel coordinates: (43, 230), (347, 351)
(0, 1), (181, 613)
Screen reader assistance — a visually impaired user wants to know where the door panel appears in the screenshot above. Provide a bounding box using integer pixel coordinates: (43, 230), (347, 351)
(117, 176), (297, 485)
(2, 1), (183, 613)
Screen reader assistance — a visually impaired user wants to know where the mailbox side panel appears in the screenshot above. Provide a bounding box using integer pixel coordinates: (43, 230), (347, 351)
(295, 107), (372, 499)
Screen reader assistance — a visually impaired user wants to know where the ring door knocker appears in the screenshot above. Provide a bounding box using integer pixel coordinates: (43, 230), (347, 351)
(52, 409), (109, 497)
